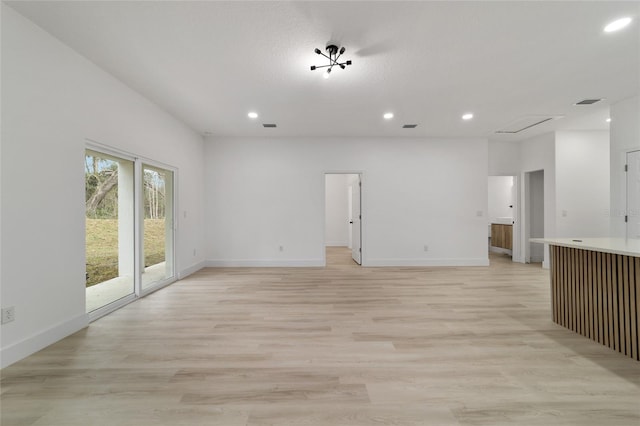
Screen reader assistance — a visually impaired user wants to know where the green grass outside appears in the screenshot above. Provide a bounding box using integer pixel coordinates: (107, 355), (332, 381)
(86, 218), (166, 287)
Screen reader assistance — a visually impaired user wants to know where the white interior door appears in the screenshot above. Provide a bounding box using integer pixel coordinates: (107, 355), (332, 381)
(351, 176), (362, 264)
(627, 150), (640, 239)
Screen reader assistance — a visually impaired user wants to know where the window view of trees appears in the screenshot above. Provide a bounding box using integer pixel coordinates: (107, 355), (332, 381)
(85, 152), (167, 287)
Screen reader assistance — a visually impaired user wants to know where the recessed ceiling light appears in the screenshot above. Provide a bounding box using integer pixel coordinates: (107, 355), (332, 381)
(606, 118), (612, 123)
(462, 113), (474, 120)
(383, 112), (394, 119)
(604, 17), (632, 33)
(248, 112), (258, 119)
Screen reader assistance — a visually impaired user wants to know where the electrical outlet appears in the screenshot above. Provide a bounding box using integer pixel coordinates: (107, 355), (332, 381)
(279, 245), (284, 252)
(423, 245), (429, 252)
(476, 210), (483, 217)
(1, 306), (15, 324)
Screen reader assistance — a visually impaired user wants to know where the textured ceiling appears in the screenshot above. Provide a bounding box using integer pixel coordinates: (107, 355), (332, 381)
(7, 1), (639, 141)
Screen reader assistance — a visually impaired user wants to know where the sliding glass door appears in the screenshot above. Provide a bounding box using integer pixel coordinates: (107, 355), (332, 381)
(85, 150), (135, 312)
(141, 164), (174, 290)
(85, 148), (176, 314)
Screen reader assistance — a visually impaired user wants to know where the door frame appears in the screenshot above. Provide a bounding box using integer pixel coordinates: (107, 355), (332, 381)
(627, 149), (640, 239)
(323, 171), (364, 266)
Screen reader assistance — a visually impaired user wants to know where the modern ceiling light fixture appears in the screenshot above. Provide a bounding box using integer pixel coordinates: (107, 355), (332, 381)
(462, 113), (474, 120)
(310, 43), (352, 78)
(247, 111), (258, 119)
(383, 112), (394, 120)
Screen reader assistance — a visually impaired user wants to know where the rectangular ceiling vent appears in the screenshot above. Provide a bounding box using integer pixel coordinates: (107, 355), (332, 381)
(403, 124), (418, 129)
(262, 123), (277, 128)
(495, 115), (562, 134)
(574, 98), (603, 105)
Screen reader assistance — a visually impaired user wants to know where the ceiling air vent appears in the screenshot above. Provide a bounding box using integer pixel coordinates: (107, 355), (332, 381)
(403, 124), (418, 129)
(262, 123), (277, 128)
(574, 99), (603, 105)
(495, 115), (563, 134)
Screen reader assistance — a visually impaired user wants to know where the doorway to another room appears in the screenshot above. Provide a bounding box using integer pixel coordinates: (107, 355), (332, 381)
(325, 173), (361, 266)
(488, 175), (520, 263)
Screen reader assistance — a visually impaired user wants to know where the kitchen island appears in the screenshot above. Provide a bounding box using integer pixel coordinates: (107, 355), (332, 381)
(531, 238), (639, 361)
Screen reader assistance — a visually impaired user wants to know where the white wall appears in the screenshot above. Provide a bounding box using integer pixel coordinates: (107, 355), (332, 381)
(555, 131), (610, 237)
(205, 137), (489, 267)
(325, 174), (350, 246)
(0, 5), (206, 367)
(610, 96), (640, 237)
(519, 132), (556, 267)
(489, 141), (520, 175)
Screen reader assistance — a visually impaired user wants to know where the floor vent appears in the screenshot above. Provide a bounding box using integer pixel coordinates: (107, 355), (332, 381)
(403, 124), (418, 129)
(263, 123), (277, 128)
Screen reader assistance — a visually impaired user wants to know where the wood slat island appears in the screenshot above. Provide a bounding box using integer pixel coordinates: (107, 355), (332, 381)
(531, 238), (640, 360)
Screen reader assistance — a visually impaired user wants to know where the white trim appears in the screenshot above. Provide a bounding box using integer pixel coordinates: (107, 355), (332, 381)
(206, 259), (325, 267)
(140, 277), (177, 297)
(88, 293), (137, 322)
(365, 258), (490, 267)
(178, 261), (206, 279)
(1, 313), (89, 368)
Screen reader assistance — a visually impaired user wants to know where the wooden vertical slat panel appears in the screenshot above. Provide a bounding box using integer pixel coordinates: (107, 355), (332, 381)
(562, 246), (568, 327)
(606, 253), (614, 349)
(612, 255), (620, 351)
(572, 249), (582, 334)
(631, 257), (640, 361)
(592, 252), (596, 338)
(550, 246), (560, 323)
(550, 246), (557, 322)
(570, 248), (576, 332)
(594, 251), (601, 344)
(629, 257), (637, 360)
(547, 245), (639, 360)
(579, 249), (585, 336)
(623, 256), (631, 357)
(587, 251), (593, 339)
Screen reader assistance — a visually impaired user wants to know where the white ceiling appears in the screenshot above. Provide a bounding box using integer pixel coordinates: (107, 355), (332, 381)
(7, 1), (639, 141)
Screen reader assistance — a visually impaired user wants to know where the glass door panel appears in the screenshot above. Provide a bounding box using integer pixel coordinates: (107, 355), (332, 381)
(141, 165), (174, 289)
(85, 150), (135, 312)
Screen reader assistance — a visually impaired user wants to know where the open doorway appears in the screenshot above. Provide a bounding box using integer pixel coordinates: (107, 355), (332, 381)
(524, 170), (545, 265)
(325, 173), (361, 266)
(488, 175), (521, 263)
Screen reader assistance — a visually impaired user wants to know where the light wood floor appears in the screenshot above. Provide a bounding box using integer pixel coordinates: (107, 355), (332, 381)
(2, 249), (639, 425)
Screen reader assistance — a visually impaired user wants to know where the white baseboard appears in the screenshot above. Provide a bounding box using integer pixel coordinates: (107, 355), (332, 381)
(365, 257), (490, 267)
(1, 313), (89, 368)
(178, 261), (206, 279)
(542, 260), (550, 269)
(206, 259), (325, 267)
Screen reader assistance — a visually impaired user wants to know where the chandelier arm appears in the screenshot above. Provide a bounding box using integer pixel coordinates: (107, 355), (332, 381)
(311, 64), (333, 70)
(316, 51), (333, 62)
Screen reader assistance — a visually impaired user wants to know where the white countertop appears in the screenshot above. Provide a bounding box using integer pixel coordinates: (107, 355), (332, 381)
(530, 237), (640, 257)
